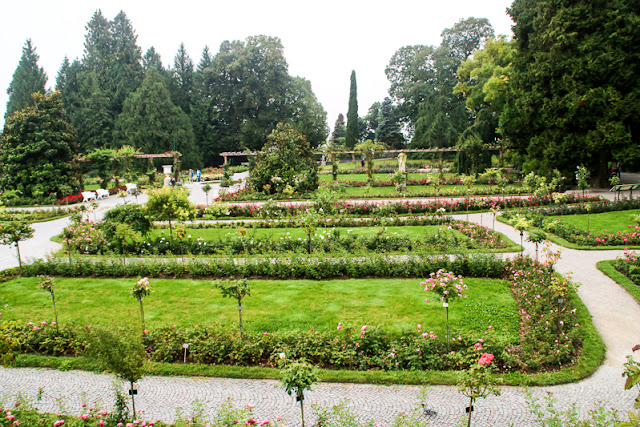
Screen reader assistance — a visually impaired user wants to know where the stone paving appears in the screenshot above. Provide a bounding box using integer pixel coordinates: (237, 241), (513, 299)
(1, 182), (640, 425)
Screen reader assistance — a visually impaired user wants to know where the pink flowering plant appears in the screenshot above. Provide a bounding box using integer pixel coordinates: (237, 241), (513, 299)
(421, 269), (468, 345)
(421, 269), (468, 303)
(457, 352), (501, 427)
(132, 277), (152, 330)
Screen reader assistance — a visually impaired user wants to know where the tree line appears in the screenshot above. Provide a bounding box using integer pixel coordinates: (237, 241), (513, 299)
(4, 10), (329, 170)
(332, 1), (640, 185)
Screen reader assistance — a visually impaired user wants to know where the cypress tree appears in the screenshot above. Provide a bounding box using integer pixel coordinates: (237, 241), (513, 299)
(345, 70), (359, 149)
(5, 39), (48, 118)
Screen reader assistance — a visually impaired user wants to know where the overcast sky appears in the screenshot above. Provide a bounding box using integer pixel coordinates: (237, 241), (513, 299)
(0, 0), (514, 131)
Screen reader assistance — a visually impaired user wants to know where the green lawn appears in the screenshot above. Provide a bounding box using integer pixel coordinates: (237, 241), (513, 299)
(318, 173), (433, 182)
(340, 184), (503, 197)
(0, 277), (519, 338)
(557, 209), (640, 235)
(150, 225), (460, 241)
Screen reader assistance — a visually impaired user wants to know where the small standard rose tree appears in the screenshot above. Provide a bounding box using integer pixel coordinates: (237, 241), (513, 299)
(458, 352), (501, 427)
(279, 359), (319, 427)
(421, 269), (468, 348)
(38, 275), (59, 333)
(214, 278), (251, 340)
(132, 277), (152, 331)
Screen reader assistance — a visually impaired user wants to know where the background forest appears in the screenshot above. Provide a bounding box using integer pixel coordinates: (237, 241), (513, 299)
(3, 0), (640, 190)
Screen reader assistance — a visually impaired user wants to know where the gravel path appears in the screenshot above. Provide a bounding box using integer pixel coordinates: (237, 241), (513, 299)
(2, 184), (640, 426)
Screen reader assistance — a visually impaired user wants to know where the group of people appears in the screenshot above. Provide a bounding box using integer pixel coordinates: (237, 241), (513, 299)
(188, 169), (202, 182)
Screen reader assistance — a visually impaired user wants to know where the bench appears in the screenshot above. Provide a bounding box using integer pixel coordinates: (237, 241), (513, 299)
(125, 183), (138, 194)
(95, 188), (110, 199)
(610, 184), (640, 198)
(81, 191), (97, 202)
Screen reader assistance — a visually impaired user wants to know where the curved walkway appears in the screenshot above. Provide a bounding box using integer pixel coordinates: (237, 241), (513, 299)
(2, 190), (640, 425)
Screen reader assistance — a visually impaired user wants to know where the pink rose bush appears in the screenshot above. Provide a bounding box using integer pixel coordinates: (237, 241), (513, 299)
(421, 269), (468, 302)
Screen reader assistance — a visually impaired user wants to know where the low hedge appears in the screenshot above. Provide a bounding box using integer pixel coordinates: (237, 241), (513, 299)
(22, 254), (507, 280)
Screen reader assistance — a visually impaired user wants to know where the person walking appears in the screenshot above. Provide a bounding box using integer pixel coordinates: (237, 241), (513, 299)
(196, 169), (201, 182)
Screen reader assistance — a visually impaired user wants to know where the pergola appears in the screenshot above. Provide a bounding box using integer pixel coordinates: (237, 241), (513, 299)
(220, 146), (505, 166)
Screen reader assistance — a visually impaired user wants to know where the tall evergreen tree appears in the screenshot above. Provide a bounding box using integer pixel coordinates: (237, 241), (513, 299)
(376, 97), (404, 148)
(142, 47), (163, 71)
(503, 0), (640, 185)
(171, 43), (194, 114)
(82, 10), (111, 81)
(345, 70), (359, 148)
(109, 11), (143, 116)
(5, 39), (48, 118)
(331, 114), (346, 145)
(114, 68), (200, 168)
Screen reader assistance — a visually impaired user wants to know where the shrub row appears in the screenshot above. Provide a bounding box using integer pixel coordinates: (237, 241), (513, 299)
(0, 320), (513, 373)
(65, 219), (511, 256)
(0, 206), (77, 222)
(22, 255), (507, 280)
(205, 194), (600, 219)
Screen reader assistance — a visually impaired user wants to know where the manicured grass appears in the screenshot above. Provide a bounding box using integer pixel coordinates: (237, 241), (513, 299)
(0, 277), (518, 338)
(149, 225), (461, 242)
(340, 184), (503, 197)
(556, 209), (640, 235)
(318, 173), (433, 182)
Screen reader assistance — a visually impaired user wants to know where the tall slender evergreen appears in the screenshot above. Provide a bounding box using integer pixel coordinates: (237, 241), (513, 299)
(345, 70), (359, 149)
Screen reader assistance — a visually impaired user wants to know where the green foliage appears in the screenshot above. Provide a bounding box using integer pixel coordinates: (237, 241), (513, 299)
(280, 359), (319, 399)
(249, 123), (318, 194)
(114, 68), (200, 169)
(145, 187), (196, 240)
(504, 0), (640, 185)
(214, 278), (251, 303)
(576, 165), (591, 195)
(389, 18), (494, 149)
(197, 35), (327, 164)
(0, 91), (78, 200)
(88, 325), (147, 414)
(201, 183), (212, 204)
(5, 39), (48, 118)
(375, 97), (404, 148)
(345, 70), (359, 149)
(103, 203), (152, 238)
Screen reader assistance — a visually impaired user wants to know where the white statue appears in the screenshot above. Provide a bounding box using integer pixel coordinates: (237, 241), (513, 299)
(398, 152), (407, 173)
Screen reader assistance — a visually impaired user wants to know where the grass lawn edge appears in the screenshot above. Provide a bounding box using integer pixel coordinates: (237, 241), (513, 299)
(11, 287), (604, 388)
(597, 260), (640, 304)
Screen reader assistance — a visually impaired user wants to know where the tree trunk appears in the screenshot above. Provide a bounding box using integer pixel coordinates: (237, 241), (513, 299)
(138, 298), (145, 331)
(52, 293), (59, 333)
(299, 392), (305, 427)
(15, 242), (22, 272)
(238, 299), (244, 340)
(130, 381), (136, 417)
